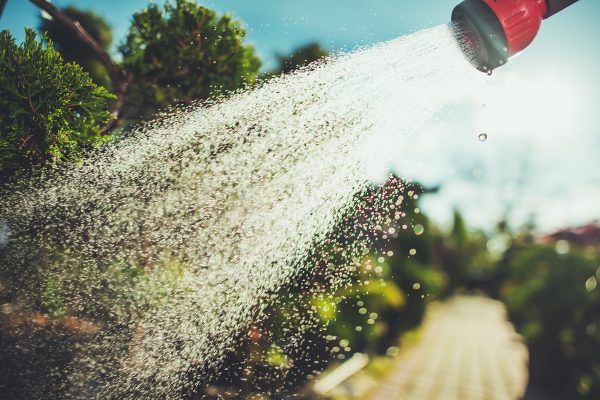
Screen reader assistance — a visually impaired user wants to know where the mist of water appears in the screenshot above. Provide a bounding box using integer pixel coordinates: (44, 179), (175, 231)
(0, 25), (482, 398)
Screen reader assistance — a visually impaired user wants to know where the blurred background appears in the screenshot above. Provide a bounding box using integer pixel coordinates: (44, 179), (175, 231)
(1, 1), (599, 399)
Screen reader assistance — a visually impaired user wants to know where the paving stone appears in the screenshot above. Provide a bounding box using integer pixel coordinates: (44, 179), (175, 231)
(369, 296), (529, 400)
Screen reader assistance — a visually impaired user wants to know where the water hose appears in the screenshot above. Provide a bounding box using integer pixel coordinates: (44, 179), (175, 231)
(452, 0), (580, 72)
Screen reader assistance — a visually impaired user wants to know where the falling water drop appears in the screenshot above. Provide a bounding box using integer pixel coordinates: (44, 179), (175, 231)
(478, 133), (488, 142)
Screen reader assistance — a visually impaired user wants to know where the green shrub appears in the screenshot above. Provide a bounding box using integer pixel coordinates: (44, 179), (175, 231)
(0, 29), (114, 179)
(276, 42), (328, 74)
(501, 245), (600, 398)
(119, 0), (261, 122)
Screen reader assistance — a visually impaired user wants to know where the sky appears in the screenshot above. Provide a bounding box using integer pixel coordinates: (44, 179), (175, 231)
(1, 0), (505, 68)
(1, 0), (599, 232)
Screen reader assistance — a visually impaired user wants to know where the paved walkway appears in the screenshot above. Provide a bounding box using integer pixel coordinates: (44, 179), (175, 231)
(369, 296), (529, 400)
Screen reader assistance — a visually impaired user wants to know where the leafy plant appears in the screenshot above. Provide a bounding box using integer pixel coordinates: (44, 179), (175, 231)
(500, 244), (600, 398)
(276, 42), (328, 74)
(0, 29), (114, 179)
(119, 0), (261, 122)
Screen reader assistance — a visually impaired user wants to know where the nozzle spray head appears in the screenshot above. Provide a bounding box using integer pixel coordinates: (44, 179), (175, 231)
(452, 0), (579, 72)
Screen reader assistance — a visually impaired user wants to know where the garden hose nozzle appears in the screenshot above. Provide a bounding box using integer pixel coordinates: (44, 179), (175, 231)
(452, 0), (580, 72)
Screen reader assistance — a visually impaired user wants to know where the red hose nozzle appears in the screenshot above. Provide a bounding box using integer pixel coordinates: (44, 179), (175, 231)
(452, 0), (579, 72)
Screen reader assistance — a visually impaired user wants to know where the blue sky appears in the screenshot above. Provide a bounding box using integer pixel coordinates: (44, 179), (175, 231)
(3, 1), (463, 68)
(3, 1), (596, 70)
(1, 1), (599, 232)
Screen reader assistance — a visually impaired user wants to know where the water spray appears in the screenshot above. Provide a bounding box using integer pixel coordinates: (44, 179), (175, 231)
(452, 0), (579, 72)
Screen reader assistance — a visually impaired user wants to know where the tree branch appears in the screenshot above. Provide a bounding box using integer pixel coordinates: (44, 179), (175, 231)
(0, 0), (8, 18)
(100, 75), (130, 135)
(0, 0), (8, 20)
(29, 0), (129, 134)
(30, 0), (117, 81)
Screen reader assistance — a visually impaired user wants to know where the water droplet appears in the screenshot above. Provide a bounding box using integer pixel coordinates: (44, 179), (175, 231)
(585, 276), (597, 292)
(409, 248), (417, 256)
(478, 133), (488, 142)
(487, 69), (493, 76)
(386, 346), (401, 358)
(555, 240), (570, 254)
(413, 224), (425, 236)
(481, 103), (487, 109)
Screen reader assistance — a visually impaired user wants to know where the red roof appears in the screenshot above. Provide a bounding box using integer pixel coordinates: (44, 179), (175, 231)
(537, 221), (600, 247)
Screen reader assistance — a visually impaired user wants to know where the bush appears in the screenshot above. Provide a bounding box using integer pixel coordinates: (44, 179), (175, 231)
(276, 42), (328, 74)
(500, 245), (600, 398)
(119, 0), (261, 122)
(0, 29), (114, 179)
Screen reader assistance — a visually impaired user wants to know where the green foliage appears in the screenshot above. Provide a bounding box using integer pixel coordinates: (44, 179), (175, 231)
(276, 42), (328, 74)
(0, 29), (114, 179)
(202, 179), (449, 397)
(500, 244), (600, 398)
(119, 0), (261, 122)
(41, 277), (68, 318)
(39, 6), (113, 88)
(19, 247), (186, 324)
(434, 210), (493, 294)
(259, 42), (329, 80)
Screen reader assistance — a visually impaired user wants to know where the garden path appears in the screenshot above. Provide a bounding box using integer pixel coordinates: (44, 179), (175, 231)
(369, 296), (529, 400)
